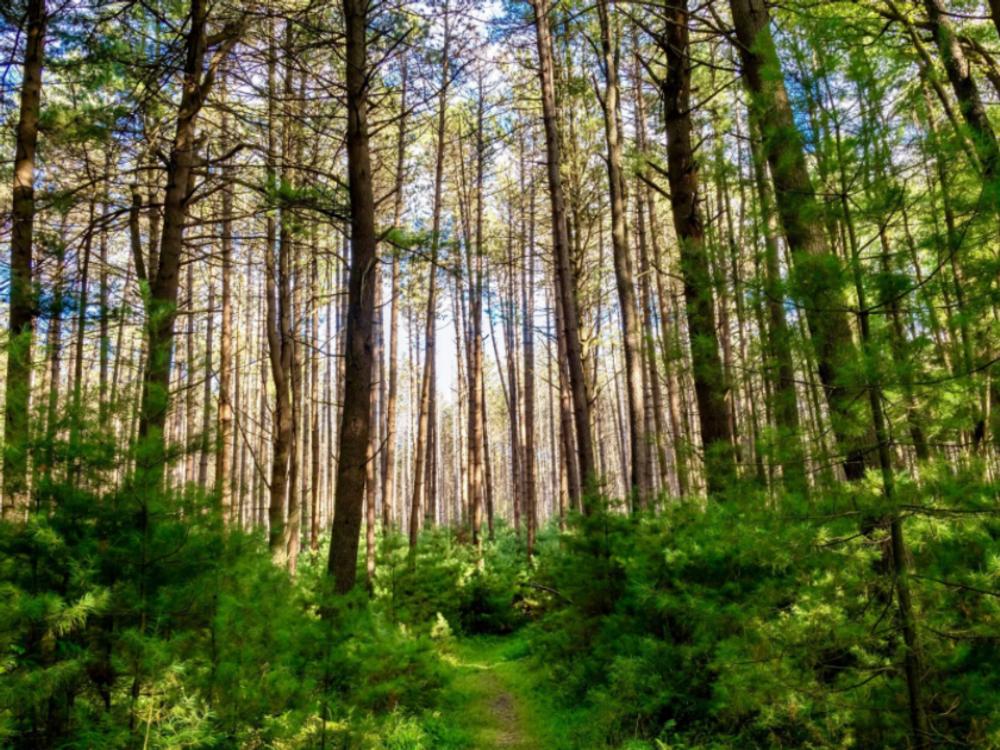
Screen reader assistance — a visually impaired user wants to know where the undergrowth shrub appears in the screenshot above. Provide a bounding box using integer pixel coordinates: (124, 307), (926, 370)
(0, 433), (452, 749)
(374, 524), (529, 636)
(527, 471), (1000, 749)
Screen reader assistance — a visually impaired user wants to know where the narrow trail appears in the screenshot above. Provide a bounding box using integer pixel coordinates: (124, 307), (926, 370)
(443, 637), (548, 749)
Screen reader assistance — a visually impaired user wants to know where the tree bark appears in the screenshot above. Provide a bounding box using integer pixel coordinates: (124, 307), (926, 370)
(531, 0), (597, 501)
(597, 0), (653, 507)
(328, 0), (379, 594)
(410, 3), (451, 551)
(216, 75), (235, 520)
(468, 74), (487, 549)
(730, 0), (868, 481)
(659, 0), (736, 496)
(382, 59), (408, 532)
(3, 0), (46, 517)
(137, 0), (235, 489)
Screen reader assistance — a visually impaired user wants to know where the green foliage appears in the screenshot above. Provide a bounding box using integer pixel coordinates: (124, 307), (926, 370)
(525, 478), (1000, 749)
(7, 414), (998, 750)
(0, 432), (453, 749)
(372, 526), (529, 637)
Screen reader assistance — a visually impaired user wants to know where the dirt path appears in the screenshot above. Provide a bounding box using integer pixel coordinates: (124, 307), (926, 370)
(446, 638), (545, 749)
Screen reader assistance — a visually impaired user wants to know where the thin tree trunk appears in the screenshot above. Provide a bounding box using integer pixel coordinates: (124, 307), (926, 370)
(468, 74), (487, 549)
(597, 0), (652, 506)
(69, 198), (96, 483)
(531, 0), (597, 500)
(199, 280), (214, 488)
(382, 60), (408, 532)
(410, 4), (451, 551)
(216, 76), (235, 520)
(522, 169), (538, 552)
(265, 25), (293, 559)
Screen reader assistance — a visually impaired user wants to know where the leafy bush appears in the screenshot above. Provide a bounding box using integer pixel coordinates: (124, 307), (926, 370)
(526, 473), (1000, 748)
(373, 524), (529, 637)
(0, 454), (452, 749)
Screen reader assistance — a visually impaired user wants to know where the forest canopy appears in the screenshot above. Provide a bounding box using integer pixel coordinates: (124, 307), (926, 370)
(0, 0), (998, 747)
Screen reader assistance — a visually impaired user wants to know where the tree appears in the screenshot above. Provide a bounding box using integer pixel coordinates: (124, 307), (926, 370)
(729, 0), (869, 481)
(2, 0), (47, 518)
(135, 0), (239, 489)
(656, 0), (736, 496)
(595, 0), (653, 506)
(530, 0), (597, 499)
(327, 0), (380, 594)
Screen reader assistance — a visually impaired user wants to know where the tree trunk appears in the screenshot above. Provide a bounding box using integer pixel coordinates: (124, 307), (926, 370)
(521, 170), (538, 552)
(137, 0), (226, 488)
(216, 76), (235, 520)
(410, 3), (451, 551)
(199, 281), (214, 488)
(265, 25), (293, 559)
(382, 60), (408, 532)
(468, 74), (487, 549)
(328, 0), (380, 593)
(730, 0), (869, 482)
(531, 0), (597, 500)
(597, 0), (652, 507)
(659, 0), (736, 496)
(3, 0), (46, 517)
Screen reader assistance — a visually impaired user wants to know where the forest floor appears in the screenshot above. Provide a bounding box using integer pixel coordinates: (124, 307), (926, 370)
(439, 634), (571, 749)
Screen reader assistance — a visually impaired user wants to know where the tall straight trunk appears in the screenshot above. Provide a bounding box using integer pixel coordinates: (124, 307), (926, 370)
(328, 0), (379, 594)
(522, 175), (538, 552)
(265, 25), (294, 559)
(235, 285), (247, 523)
(185, 264), (198, 485)
(286, 130), (305, 573)
(69, 198), (96, 483)
(426, 363), (438, 526)
(659, 0), (736, 496)
(730, 0), (868, 481)
(597, 0), (652, 507)
(468, 74), (487, 548)
(504, 224), (524, 534)
(747, 115), (806, 493)
(137, 0), (234, 489)
(531, 0), (596, 500)
(365, 273), (380, 589)
(547, 295), (569, 525)
(552, 274), (582, 509)
(309, 236), (321, 548)
(198, 280), (214, 488)
(324, 261), (335, 527)
(3, 0), (46, 516)
(216, 77), (235, 519)
(409, 4), (451, 550)
(382, 60), (408, 531)
(43, 245), (65, 482)
(98, 194), (111, 429)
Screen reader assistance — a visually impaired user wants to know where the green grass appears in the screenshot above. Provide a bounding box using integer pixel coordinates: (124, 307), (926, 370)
(427, 633), (594, 750)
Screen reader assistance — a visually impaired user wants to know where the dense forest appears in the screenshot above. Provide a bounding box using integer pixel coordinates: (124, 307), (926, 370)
(1, 0), (999, 747)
